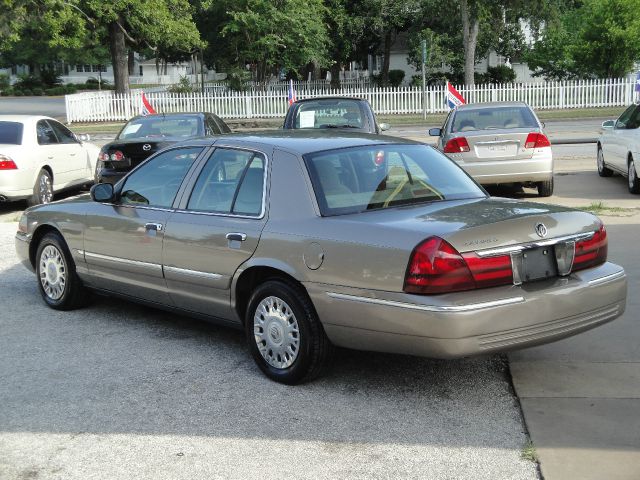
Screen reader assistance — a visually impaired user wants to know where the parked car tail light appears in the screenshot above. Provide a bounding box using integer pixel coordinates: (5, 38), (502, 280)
(0, 155), (17, 170)
(443, 137), (471, 153)
(572, 224), (608, 272)
(404, 236), (513, 294)
(524, 133), (551, 149)
(110, 150), (124, 161)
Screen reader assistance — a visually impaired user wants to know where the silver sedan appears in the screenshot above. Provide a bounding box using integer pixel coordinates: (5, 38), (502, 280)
(597, 103), (640, 194)
(429, 102), (554, 196)
(15, 132), (626, 384)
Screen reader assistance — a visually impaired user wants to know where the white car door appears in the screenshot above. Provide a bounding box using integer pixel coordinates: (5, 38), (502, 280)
(608, 105), (638, 172)
(35, 119), (68, 189)
(46, 120), (88, 186)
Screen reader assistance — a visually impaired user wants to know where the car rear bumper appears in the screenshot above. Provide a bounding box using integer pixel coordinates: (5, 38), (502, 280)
(305, 261), (626, 358)
(452, 150), (553, 185)
(0, 170), (32, 201)
(95, 168), (127, 185)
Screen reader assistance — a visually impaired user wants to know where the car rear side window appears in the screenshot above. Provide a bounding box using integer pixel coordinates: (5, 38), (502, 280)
(451, 107), (538, 132)
(304, 144), (485, 216)
(36, 120), (58, 145)
(0, 122), (23, 144)
(119, 147), (202, 208)
(187, 148), (265, 216)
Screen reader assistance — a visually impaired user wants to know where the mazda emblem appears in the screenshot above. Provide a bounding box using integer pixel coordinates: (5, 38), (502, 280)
(142, 144), (151, 151)
(535, 222), (548, 238)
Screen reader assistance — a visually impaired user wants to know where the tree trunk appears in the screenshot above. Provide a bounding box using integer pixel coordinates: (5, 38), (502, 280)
(128, 50), (135, 76)
(330, 62), (341, 89)
(381, 30), (392, 86)
(461, 0), (479, 86)
(108, 20), (130, 94)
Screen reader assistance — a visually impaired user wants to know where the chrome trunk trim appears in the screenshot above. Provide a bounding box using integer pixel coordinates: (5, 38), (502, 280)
(326, 292), (525, 312)
(475, 232), (593, 258)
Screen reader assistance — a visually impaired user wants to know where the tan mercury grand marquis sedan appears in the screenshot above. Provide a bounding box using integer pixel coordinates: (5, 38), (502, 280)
(15, 132), (627, 384)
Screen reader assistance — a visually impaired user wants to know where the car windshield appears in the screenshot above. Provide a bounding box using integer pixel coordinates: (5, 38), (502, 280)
(451, 106), (538, 132)
(304, 144), (486, 216)
(117, 116), (201, 140)
(294, 100), (366, 129)
(0, 122), (24, 145)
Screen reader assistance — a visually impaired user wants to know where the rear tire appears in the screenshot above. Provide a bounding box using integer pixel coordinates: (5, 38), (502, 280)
(537, 177), (554, 197)
(629, 158), (640, 194)
(597, 146), (613, 177)
(245, 279), (333, 384)
(35, 232), (87, 310)
(28, 169), (53, 206)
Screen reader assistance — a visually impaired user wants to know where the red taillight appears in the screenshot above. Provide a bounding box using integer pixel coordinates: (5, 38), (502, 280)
(110, 150), (124, 161)
(524, 132), (551, 149)
(0, 155), (17, 170)
(462, 252), (513, 288)
(443, 137), (470, 153)
(572, 224), (607, 272)
(404, 236), (513, 294)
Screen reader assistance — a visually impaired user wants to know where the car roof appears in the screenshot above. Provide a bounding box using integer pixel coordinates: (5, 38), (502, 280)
(0, 115), (55, 122)
(294, 96), (365, 103)
(174, 130), (419, 155)
(455, 102), (530, 111)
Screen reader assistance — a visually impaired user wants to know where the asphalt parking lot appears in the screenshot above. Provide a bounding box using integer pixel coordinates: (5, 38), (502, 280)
(1, 139), (638, 480)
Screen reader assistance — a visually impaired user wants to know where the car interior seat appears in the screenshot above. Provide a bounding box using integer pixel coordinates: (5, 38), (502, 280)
(314, 159), (353, 197)
(233, 168), (264, 215)
(458, 119), (476, 131)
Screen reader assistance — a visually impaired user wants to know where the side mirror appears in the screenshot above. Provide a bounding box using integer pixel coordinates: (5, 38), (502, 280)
(90, 183), (114, 203)
(379, 122), (390, 132)
(77, 133), (91, 142)
(602, 120), (615, 129)
(428, 128), (442, 136)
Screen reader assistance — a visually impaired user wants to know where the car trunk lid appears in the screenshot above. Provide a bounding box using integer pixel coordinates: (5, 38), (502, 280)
(452, 128), (541, 162)
(102, 139), (173, 171)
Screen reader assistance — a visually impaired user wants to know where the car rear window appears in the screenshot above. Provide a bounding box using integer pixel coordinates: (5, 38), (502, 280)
(304, 144), (486, 216)
(0, 122), (24, 145)
(451, 107), (538, 133)
(294, 100), (366, 129)
(118, 116), (202, 139)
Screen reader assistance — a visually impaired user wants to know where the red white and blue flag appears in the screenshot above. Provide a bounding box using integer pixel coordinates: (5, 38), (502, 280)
(446, 81), (466, 110)
(287, 79), (297, 106)
(140, 92), (157, 116)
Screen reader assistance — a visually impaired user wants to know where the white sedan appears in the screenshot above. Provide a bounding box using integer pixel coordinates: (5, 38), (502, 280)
(597, 104), (640, 194)
(0, 115), (100, 205)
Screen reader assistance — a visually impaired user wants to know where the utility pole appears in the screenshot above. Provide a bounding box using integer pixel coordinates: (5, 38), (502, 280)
(421, 39), (427, 120)
(200, 49), (205, 95)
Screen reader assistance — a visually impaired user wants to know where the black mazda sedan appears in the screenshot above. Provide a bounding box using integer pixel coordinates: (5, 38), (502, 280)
(95, 112), (231, 184)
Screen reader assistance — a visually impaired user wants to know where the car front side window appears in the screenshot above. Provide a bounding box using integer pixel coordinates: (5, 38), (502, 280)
(36, 120), (59, 145)
(187, 148), (265, 216)
(119, 147), (203, 208)
(615, 105), (636, 129)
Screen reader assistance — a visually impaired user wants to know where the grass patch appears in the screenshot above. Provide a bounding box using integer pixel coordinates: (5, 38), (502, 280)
(521, 439), (538, 463)
(576, 201), (632, 215)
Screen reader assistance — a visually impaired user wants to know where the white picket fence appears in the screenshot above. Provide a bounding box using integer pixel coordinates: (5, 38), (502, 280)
(65, 78), (636, 123)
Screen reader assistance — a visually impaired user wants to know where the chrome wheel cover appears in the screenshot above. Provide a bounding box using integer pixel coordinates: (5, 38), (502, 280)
(597, 148), (605, 172)
(630, 161), (637, 188)
(253, 296), (300, 369)
(39, 245), (66, 300)
(39, 173), (53, 203)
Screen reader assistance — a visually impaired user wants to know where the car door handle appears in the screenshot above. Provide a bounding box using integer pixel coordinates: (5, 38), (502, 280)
(226, 232), (247, 242)
(145, 223), (163, 232)
(70, 153), (77, 156)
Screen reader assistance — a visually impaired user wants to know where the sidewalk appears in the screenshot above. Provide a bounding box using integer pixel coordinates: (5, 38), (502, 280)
(509, 208), (640, 479)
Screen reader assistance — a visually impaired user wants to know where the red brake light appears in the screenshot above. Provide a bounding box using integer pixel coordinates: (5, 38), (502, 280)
(524, 133), (551, 149)
(110, 150), (124, 161)
(443, 137), (470, 153)
(0, 155), (17, 170)
(404, 236), (514, 294)
(572, 224), (607, 272)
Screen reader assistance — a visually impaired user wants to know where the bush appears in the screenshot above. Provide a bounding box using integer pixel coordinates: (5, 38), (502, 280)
(32, 87), (45, 96)
(0, 88), (13, 96)
(225, 68), (250, 92)
(485, 65), (516, 84)
(40, 69), (62, 87)
(388, 69), (406, 87)
(64, 84), (77, 94)
(167, 75), (194, 94)
(0, 73), (9, 92)
(13, 90), (23, 96)
(46, 86), (65, 96)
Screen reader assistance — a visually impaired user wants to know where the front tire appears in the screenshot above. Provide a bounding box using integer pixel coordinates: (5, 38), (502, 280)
(597, 146), (613, 177)
(245, 280), (332, 384)
(537, 177), (554, 197)
(35, 232), (87, 310)
(629, 158), (640, 194)
(28, 169), (54, 206)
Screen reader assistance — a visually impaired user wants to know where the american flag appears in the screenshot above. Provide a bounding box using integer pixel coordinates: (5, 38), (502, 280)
(140, 92), (157, 116)
(287, 79), (297, 106)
